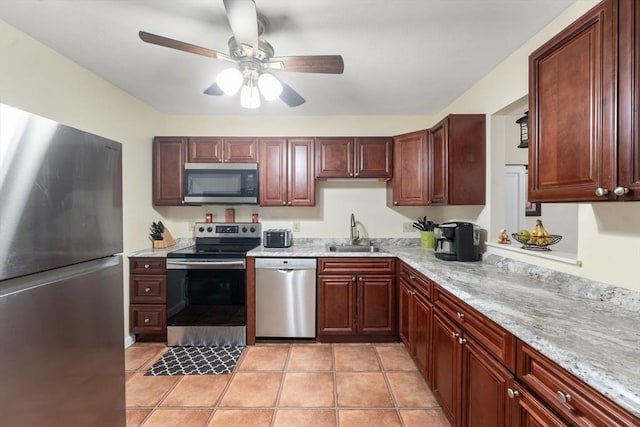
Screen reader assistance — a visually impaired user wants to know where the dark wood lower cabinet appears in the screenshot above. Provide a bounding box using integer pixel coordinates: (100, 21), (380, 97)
(317, 258), (395, 342)
(432, 309), (462, 426)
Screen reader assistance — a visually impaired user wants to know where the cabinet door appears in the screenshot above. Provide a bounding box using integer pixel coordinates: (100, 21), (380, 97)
(509, 382), (567, 427)
(317, 275), (356, 337)
(259, 138), (288, 206)
(153, 137), (186, 206)
(357, 274), (395, 335)
(288, 138), (315, 206)
(618, 0), (640, 200)
(188, 137), (223, 163)
(462, 337), (512, 427)
(355, 137), (392, 179)
(224, 137), (259, 163)
(413, 291), (432, 383)
(432, 309), (462, 426)
(315, 137), (354, 178)
(398, 279), (413, 348)
(428, 122), (447, 205)
(387, 130), (428, 206)
(529, 0), (616, 201)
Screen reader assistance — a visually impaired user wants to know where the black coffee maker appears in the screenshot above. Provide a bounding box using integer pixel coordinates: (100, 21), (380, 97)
(434, 222), (480, 262)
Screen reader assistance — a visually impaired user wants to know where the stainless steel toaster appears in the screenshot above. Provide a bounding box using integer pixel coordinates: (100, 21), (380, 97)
(263, 229), (293, 248)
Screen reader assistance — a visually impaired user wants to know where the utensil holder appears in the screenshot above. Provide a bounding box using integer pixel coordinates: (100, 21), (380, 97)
(153, 228), (176, 249)
(421, 231), (435, 248)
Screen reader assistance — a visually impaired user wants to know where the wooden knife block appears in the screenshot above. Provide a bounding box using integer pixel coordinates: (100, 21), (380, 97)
(153, 227), (176, 249)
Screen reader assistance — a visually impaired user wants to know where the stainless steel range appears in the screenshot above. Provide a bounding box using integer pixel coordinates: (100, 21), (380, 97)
(166, 222), (261, 346)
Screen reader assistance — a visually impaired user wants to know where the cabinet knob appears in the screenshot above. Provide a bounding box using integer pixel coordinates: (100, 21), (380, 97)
(144, 287), (151, 293)
(451, 332), (459, 338)
(458, 337), (467, 345)
(144, 264), (150, 269)
(507, 388), (520, 399)
(409, 275), (415, 280)
(282, 201), (287, 205)
(394, 201), (398, 205)
(556, 391), (572, 404)
(288, 201), (292, 206)
(352, 276), (356, 281)
(144, 318), (150, 324)
(349, 173), (354, 177)
(456, 312), (465, 320)
(595, 187), (609, 197)
(614, 186), (630, 196)
(359, 277), (363, 281)
(354, 172), (358, 177)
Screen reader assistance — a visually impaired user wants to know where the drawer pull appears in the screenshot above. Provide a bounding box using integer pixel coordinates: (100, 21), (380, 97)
(556, 391), (572, 404)
(409, 275), (415, 280)
(506, 388), (520, 399)
(144, 264), (150, 269)
(144, 318), (151, 324)
(144, 287), (151, 293)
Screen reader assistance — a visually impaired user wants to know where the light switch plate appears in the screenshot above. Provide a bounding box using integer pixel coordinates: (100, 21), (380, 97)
(292, 221), (301, 232)
(403, 222), (415, 232)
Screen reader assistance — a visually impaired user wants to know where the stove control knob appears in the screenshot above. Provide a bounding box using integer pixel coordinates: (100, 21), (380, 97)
(206, 226), (213, 232)
(198, 226), (205, 232)
(242, 227), (248, 232)
(250, 227), (256, 232)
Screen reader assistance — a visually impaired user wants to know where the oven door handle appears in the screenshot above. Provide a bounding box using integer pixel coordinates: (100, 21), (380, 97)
(166, 260), (246, 270)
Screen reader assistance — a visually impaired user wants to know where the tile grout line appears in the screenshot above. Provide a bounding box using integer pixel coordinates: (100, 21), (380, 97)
(271, 343), (292, 427)
(374, 343), (407, 427)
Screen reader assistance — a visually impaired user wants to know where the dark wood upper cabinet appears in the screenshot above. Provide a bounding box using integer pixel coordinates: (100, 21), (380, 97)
(428, 114), (486, 206)
(529, 0), (640, 202)
(387, 130), (429, 206)
(153, 137), (186, 206)
(188, 137), (258, 163)
(258, 138), (315, 207)
(315, 137), (392, 179)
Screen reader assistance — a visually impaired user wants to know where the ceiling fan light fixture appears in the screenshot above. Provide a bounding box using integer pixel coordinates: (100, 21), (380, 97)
(240, 78), (260, 109)
(216, 67), (243, 96)
(257, 73), (283, 101)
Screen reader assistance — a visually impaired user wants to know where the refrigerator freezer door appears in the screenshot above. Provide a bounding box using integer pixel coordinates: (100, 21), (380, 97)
(0, 104), (123, 281)
(0, 255), (125, 426)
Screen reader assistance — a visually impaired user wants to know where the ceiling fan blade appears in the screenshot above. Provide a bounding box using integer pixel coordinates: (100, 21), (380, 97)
(139, 31), (233, 62)
(267, 55), (344, 74)
(279, 82), (305, 107)
(203, 82), (224, 96)
(223, 0), (259, 56)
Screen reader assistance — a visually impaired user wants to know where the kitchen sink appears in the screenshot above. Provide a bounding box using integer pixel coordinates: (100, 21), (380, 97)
(326, 244), (381, 253)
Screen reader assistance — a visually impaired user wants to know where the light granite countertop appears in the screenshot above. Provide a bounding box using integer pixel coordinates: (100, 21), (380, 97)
(248, 239), (640, 419)
(128, 238), (639, 417)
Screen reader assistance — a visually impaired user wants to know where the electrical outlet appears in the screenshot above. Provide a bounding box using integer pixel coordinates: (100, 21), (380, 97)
(292, 221), (301, 232)
(403, 222), (415, 232)
(189, 221), (195, 231)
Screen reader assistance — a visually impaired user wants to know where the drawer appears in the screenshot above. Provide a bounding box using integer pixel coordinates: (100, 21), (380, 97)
(434, 285), (516, 372)
(129, 304), (166, 334)
(129, 257), (165, 274)
(318, 257), (395, 274)
(130, 275), (166, 304)
(398, 261), (432, 300)
(517, 341), (639, 426)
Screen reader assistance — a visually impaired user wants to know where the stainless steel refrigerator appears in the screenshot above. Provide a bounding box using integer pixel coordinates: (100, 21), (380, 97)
(0, 104), (125, 426)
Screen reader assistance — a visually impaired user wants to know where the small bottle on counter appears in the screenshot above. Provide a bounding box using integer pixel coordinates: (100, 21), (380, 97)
(252, 213), (259, 223)
(205, 213), (213, 223)
(225, 208), (235, 223)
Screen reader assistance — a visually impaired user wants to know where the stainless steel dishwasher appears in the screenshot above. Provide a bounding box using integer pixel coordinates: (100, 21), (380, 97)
(254, 258), (317, 338)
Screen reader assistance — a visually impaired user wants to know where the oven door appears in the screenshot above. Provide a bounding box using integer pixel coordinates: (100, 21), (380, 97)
(165, 258), (247, 346)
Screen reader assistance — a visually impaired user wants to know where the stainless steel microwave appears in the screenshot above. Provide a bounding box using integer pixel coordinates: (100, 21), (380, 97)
(183, 163), (259, 204)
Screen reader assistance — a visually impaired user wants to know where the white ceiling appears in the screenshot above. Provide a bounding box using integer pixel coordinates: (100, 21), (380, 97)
(0, 0), (574, 116)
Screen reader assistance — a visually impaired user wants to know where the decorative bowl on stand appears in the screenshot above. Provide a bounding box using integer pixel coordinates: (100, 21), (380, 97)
(511, 233), (563, 251)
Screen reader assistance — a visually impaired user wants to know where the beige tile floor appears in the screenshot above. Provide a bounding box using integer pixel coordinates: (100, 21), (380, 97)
(125, 342), (450, 427)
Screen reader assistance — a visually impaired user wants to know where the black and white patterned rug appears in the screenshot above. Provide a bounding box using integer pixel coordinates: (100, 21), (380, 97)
(145, 346), (244, 376)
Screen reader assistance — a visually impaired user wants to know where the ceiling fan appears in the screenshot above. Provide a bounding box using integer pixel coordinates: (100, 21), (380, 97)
(139, 0), (344, 108)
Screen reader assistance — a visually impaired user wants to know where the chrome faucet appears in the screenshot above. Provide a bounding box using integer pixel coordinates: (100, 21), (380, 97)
(350, 213), (360, 245)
